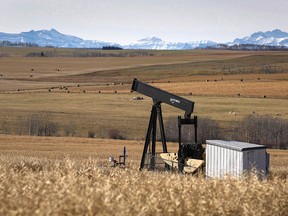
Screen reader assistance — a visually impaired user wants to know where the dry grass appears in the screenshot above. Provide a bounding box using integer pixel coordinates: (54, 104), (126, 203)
(153, 80), (288, 98)
(1, 93), (288, 139)
(0, 135), (287, 215)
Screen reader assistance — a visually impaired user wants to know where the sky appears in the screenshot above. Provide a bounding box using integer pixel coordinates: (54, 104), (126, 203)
(1, 0), (287, 44)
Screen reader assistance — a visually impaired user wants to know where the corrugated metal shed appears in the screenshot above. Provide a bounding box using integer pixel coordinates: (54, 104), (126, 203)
(206, 140), (269, 179)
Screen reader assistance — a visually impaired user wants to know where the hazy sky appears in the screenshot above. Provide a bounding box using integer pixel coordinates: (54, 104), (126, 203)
(1, 0), (287, 44)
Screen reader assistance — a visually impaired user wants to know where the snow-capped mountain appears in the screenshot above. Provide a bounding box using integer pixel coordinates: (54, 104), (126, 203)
(124, 37), (217, 50)
(0, 29), (217, 49)
(0, 28), (288, 49)
(232, 29), (288, 47)
(0, 29), (119, 48)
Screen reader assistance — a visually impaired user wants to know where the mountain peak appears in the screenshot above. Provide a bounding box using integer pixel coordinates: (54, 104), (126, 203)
(49, 28), (58, 32)
(270, 29), (288, 37)
(233, 29), (288, 46)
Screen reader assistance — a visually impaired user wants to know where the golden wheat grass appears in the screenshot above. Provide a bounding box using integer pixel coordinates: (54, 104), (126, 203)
(0, 150), (287, 215)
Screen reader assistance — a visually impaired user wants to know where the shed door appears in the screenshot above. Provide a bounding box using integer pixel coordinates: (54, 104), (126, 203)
(246, 151), (255, 170)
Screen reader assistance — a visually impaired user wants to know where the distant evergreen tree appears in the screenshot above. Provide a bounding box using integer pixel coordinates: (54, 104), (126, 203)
(101, 46), (123, 50)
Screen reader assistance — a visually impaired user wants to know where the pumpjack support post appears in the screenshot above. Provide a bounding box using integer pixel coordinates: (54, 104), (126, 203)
(139, 101), (168, 170)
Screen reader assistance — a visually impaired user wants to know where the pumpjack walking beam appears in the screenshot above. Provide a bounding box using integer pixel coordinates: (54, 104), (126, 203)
(131, 79), (195, 119)
(131, 78), (197, 170)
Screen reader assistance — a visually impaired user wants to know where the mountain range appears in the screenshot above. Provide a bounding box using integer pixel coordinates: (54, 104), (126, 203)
(0, 28), (288, 50)
(232, 29), (288, 47)
(0, 28), (120, 48)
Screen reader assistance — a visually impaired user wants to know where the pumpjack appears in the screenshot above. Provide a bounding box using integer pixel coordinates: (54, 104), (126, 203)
(131, 78), (204, 174)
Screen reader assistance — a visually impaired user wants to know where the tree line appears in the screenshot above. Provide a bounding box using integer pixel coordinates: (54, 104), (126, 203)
(165, 115), (288, 149)
(0, 112), (287, 149)
(0, 41), (39, 47)
(208, 44), (288, 51)
(1, 40), (288, 51)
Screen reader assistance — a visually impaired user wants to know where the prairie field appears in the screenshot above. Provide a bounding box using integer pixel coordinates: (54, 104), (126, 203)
(1, 93), (288, 139)
(0, 48), (288, 215)
(1, 48), (288, 138)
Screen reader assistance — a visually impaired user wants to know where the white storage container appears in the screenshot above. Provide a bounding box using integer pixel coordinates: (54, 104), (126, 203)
(206, 140), (269, 179)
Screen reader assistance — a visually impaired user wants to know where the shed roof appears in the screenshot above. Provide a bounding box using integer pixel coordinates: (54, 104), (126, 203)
(206, 140), (266, 152)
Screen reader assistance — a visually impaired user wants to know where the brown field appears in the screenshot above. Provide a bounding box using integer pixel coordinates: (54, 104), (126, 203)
(153, 79), (288, 98)
(0, 48), (288, 215)
(1, 49), (288, 138)
(1, 48), (288, 95)
(0, 49), (250, 90)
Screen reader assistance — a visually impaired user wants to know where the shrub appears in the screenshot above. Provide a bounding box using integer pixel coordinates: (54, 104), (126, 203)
(28, 113), (59, 136)
(64, 122), (77, 137)
(232, 115), (288, 149)
(87, 131), (95, 138)
(108, 129), (126, 140)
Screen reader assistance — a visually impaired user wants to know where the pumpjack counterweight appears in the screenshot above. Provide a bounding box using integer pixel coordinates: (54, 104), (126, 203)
(131, 78), (203, 172)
